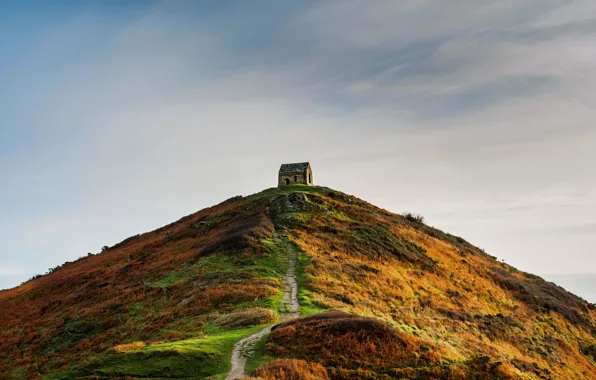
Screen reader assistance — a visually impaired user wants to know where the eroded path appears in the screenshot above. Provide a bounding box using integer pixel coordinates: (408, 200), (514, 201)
(226, 238), (299, 379)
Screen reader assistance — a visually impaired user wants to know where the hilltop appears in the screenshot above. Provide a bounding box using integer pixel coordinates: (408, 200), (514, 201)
(1, 185), (595, 379)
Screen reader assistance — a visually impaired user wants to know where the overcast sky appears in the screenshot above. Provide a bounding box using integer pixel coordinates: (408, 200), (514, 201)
(1, 1), (595, 301)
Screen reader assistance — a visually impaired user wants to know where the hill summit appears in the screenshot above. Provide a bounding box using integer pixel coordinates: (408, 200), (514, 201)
(1, 185), (595, 379)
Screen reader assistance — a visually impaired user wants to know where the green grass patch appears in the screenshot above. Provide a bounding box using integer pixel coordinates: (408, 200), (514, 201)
(259, 237), (290, 313)
(249, 185), (335, 204)
(151, 265), (201, 288)
(42, 317), (104, 355)
(196, 249), (281, 280)
(244, 333), (274, 375)
(62, 325), (266, 380)
(277, 211), (315, 222)
(127, 302), (145, 319)
(328, 208), (353, 222)
(290, 240), (327, 317)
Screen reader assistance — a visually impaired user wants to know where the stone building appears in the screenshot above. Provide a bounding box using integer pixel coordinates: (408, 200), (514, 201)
(278, 162), (313, 187)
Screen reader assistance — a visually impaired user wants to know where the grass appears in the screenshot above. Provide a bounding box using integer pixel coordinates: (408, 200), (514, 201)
(78, 234), (293, 380)
(53, 325), (266, 380)
(276, 211), (315, 223)
(8, 184), (596, 380)
(151, 265), (201, 288)
(244, 334), (274, 376)
(42, 317), (104, 355)
(195, 245), (282, 281)
(243, 237), (326, 377)
(294, 242), (327, 317)
(39, 222), (290, 379)
(238, 236), (327, 377)
(126, 303), (145, 319)
(249, 184), (329, 201)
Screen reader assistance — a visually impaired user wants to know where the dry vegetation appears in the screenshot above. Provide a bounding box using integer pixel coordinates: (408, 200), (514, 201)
(217, 307), (279, 329)
(244, 358), (329, 380)
(112, 342), (146, 353)
(261, 312), (507, 379)
(0, 197), (282, 379)
(1, 185), (595, 379)
(267, 187), (596, 379)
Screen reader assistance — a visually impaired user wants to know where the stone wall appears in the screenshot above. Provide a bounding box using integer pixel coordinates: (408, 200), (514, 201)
(278, 169), (313, 186)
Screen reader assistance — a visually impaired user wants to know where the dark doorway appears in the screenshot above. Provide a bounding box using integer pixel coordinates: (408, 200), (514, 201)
(285, 178), (290, 185)
(294, 175), (297, 182)
(308, 173), (311, 184)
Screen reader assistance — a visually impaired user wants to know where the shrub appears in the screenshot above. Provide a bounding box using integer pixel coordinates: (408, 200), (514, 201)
(581, 343), (596, 361)
(21, 274), (43, 285)
(403, 212), (425, 224)
(112, 342), (146, 352)
(216, 307), (279, 329)
(250, 359), (329, 380)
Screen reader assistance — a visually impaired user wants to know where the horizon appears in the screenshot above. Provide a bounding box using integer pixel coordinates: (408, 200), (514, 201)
(1, 1), (596, 303)
(3, 182), (596, 303)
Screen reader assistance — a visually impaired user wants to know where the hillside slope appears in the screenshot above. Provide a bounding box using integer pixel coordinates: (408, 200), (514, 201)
(1, 185), (595, 379)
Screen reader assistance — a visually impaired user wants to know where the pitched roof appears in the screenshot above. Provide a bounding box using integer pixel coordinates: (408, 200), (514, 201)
(279, 162), (310, 174)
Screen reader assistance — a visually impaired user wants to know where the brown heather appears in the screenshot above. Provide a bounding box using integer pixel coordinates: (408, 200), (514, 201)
(0, 185), (594, 379)
(244, 358), (329, 380)
(217, 307), (280, 329)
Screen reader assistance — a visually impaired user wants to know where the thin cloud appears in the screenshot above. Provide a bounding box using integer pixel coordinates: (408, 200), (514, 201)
(0, 0), (595, 291)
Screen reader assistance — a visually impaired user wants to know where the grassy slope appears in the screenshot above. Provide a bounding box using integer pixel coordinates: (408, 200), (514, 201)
(46, 325), (264, 380)
(1, 185), (595, 379)
(267, 187), (596, 379)
(0, 193), (289, 379)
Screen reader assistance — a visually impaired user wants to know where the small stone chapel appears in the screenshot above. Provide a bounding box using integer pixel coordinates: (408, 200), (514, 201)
(278, 162), (314, 187)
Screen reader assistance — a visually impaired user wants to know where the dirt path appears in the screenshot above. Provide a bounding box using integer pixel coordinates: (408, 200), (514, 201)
(226, 238), (299, 380)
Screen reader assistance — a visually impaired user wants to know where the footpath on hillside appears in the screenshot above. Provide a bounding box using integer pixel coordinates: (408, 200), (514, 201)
(226, 237), (299, 380)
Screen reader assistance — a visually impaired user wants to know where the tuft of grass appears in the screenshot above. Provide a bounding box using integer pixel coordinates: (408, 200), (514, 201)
(216, 308), (279, 329)
(112, 341), (146, 352)
(403, 212), (425, 224)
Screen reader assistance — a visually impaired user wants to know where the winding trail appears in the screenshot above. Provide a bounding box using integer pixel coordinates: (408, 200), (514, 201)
(226, 238), (299, 380)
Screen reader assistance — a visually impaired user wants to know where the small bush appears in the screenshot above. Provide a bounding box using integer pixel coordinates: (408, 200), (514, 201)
(216, 307), (279, 329)
(21, 274), (43, 285)
(335, 293), (355, 305)
(403, 212), (425, 224)
(581, 343), (596, 360)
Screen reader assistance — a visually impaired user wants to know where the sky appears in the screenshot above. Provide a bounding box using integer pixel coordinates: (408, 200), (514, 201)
(1, 0), (595, 301)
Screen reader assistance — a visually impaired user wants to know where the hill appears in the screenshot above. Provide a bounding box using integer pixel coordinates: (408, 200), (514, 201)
(1, 185), (595, 379)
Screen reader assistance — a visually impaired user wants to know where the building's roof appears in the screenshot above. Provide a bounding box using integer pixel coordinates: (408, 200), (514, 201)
(279, 162), (310, 174)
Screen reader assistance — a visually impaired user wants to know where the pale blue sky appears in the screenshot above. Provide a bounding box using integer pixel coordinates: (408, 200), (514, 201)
(1, 1), (595, 301)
